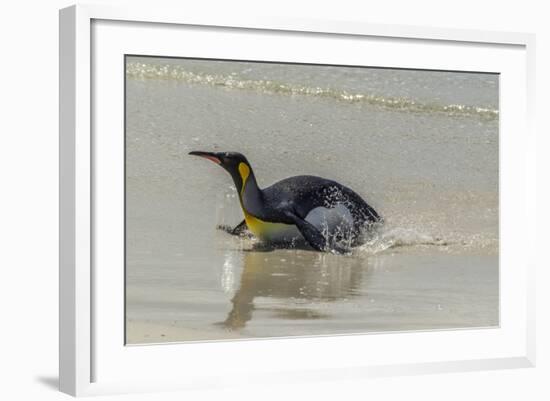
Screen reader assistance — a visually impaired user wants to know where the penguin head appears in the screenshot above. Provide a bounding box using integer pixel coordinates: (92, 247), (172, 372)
(189, 151), (253, 192)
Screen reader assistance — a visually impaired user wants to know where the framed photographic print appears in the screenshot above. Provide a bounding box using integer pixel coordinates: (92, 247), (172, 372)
(59, 4), (536, 396)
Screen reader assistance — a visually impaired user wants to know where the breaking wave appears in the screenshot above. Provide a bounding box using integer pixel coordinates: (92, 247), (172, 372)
(126, 61), (498, 120)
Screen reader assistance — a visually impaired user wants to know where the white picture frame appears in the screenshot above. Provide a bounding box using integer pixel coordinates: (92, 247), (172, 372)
(59, 4), (536, 397)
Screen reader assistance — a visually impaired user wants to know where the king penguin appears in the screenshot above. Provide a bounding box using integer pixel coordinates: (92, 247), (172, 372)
(189, 151), (381, 253)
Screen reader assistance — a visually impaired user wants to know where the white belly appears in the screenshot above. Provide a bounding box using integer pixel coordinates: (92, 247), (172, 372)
(305, 204), (354, 235)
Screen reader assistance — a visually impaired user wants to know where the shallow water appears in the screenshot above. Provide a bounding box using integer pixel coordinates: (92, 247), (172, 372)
(125, 56), (499, 343)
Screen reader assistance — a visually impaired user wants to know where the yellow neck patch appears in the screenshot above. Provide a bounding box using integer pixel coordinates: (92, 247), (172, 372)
(238, 162), (250, 194)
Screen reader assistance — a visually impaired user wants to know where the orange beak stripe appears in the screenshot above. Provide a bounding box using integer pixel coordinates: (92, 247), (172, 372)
(201, 155), (221, 164)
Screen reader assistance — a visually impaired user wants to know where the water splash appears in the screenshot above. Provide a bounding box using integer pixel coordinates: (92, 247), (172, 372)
(357, 227), (449, 255)
(126, 61), (498, 120)
(212, 184), (496, 256)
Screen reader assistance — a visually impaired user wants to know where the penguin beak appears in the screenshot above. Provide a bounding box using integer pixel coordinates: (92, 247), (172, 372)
(189, 151), (222, 165)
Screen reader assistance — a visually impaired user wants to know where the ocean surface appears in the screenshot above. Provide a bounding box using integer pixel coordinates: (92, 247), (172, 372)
(125, 56), (499, 344)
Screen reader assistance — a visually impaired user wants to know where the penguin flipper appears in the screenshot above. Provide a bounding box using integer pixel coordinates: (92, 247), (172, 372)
(283, 211), (327, 252)
(231, 220), (248, 235)
(216, 220), (248, 236)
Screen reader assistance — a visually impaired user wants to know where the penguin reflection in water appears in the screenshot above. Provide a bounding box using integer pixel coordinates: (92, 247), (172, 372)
(189, 151), (382, 253)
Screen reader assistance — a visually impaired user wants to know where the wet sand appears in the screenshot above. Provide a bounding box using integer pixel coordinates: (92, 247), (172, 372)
(126, 241), (498, 343)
